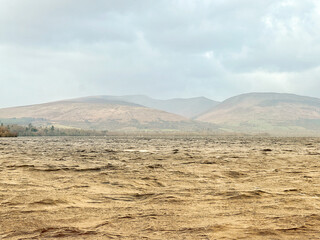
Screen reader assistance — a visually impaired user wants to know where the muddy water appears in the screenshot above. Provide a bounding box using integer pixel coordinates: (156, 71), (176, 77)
(0, 136), (320, 239)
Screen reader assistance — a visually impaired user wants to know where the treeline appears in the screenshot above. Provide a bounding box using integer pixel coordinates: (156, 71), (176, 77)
(0, 123), (107, 137)
(0, 124), (18, 137)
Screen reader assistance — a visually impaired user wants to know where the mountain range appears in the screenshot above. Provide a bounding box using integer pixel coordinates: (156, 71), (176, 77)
(1, 93), (320, 135)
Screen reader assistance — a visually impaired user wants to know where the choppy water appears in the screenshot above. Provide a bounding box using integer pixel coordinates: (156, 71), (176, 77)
(1, 136), (320, 239)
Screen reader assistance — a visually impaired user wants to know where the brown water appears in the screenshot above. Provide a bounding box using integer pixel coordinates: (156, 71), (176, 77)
(1, 136), (320, 239)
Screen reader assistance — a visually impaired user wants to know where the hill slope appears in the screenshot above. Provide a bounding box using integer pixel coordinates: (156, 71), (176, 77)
(86, 95), (219, 119)
(0, 98), (218, 131)
(197, 92), (320, 134)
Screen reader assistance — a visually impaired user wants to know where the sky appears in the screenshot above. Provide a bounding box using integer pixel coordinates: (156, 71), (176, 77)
(1, 0), (320, 108)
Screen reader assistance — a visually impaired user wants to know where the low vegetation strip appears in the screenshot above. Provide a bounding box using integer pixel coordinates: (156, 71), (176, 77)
(0, 124), (107, 137)
(0, 125), (18, 137)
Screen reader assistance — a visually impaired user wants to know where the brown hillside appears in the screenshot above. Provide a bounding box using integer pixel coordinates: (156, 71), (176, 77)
(0, 98), (218, 131)
(197, 92), (320, 134)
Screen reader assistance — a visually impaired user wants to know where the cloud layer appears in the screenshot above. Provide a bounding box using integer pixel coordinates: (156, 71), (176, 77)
(1, 0), (320, 107)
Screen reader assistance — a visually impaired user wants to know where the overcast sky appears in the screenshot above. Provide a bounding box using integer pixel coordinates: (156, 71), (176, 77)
(1, 0), (320, 108)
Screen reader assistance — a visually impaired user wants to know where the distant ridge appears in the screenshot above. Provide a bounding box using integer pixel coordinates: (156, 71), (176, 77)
(81, 95), (220, 119)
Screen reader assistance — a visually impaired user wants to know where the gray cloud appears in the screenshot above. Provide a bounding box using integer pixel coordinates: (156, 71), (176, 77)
(0, 0), (319, 108)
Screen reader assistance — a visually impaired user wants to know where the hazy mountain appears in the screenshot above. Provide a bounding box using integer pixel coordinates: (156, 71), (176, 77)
(197, 92), (320, 134)
(0, 97), (218, 131)
(84, 95), (220, 119)
(6, 92), (320, 134)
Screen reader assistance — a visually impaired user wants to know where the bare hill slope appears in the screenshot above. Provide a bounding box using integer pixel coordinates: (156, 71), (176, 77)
(197, 92), (320, 134)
